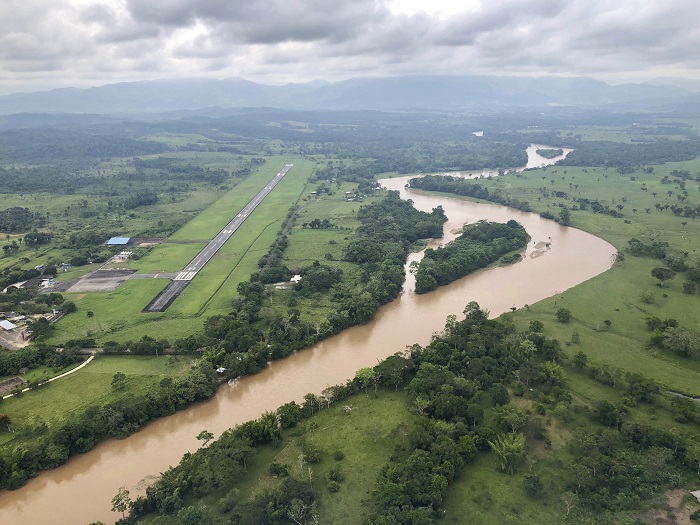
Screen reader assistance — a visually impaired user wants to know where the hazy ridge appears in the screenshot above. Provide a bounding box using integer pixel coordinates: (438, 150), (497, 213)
(0, 75), (695, 115)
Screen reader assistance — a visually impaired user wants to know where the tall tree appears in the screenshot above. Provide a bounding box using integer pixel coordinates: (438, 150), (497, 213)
(651, 267), (676, 287)
(111, 486), (131, 518)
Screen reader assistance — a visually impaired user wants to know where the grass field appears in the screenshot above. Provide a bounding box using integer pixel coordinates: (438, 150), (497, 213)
(259, 182), (383, 325)
(142, 389), (417, 525)
(441, 157), (700, 395)
(49, 279), (171, 342)
(46, 156), (316, 343)
(0, 355), (192, 446)
(129, 243), (208, 274)
(503, 259), (700, 395)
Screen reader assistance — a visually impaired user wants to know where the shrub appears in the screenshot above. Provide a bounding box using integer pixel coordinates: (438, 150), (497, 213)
(269, 462), (290, 477)
(556, 308), (572, 323)
(523, 474), (543, 497)
(329, 465), (345, 482)
(639, 291), (655, 304)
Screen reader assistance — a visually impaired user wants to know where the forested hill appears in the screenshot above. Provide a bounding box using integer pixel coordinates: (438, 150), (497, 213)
(0, 75), (693, 114)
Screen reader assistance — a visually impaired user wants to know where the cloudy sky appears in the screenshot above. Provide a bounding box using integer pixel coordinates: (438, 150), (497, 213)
(1, 0), (698, 94)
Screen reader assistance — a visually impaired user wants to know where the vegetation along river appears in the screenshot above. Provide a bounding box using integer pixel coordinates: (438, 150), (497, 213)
(0, 145), (616, 524)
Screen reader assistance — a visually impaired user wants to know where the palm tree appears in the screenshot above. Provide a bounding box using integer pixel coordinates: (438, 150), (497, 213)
(488, 432), (526, 474)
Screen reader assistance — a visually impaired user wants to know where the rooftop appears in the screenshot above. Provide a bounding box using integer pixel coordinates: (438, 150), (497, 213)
(0, 320), (18, 331)
(106, 237), (131, 246)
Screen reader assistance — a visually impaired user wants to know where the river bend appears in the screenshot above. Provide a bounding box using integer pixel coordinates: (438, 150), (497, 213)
(0, 145), (615, 524)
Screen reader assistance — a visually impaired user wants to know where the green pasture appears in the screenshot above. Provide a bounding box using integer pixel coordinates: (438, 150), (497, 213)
(141, 133), (220, 147)
(438, 155), (700, 395)
(494, 161), (700, 251)
(442, 453), (568, 525)
(142, 389), (417, 525)
(130, 243), (207, 274)
(0, 355), (191, 446)
(506, 260), (700, 395)
(48, 279), (170, 343)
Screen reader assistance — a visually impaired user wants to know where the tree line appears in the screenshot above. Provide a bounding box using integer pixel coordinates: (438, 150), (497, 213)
(558, 139), (700, 171)
(409, 175), (533, 214)
(414, 220), (529, 294)
(0, 128), (168, 164)
(121, 303), (700, 525)
(0, 362), (219, 490)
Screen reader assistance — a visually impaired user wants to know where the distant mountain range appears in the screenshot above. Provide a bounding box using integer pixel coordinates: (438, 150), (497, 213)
(0, 75), (696, 115)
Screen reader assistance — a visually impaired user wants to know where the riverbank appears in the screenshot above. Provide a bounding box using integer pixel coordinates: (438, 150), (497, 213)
(0, 147), (619, 524)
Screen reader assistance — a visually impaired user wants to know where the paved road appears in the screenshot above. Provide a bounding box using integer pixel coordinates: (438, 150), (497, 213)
(143, 164), (293, 312)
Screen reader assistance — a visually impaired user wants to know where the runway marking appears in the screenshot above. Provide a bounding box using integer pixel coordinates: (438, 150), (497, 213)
(174, 271), (197, 281)
(144, 164), (293, 312)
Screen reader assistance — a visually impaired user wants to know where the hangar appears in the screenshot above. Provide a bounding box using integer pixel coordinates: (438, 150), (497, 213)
(105, 237), (131, 246)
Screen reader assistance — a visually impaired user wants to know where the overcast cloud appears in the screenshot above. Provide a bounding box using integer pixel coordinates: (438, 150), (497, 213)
(0, 0), (698, 94)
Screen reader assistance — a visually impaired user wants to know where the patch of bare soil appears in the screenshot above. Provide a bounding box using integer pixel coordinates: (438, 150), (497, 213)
(637, 489), (698, 525)
(66, 270), (136, 292)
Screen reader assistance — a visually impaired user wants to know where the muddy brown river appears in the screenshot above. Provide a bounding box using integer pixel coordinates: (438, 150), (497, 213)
(0, 146), (616, 524)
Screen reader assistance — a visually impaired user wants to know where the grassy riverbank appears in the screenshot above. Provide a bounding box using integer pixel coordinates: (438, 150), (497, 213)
(470, 158), (700, 395)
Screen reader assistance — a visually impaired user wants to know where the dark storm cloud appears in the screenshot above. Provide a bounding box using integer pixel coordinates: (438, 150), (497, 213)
(0, 0), (699, 91)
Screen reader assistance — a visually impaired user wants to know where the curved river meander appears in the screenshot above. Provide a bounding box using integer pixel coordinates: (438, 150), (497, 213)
(0, 145), (617, 524)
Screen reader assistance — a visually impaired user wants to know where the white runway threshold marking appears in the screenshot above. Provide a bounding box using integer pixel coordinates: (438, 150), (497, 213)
(174, 271), (197, 281)
(144, 164), (294, 312)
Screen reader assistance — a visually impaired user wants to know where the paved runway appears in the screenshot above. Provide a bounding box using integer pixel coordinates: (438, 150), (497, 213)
(143, 164), (293, 312)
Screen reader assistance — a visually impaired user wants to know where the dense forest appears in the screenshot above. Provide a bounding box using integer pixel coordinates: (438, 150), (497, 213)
(414, 220), (529, 294)
(557, 139), (700, 171)
(409, 175), (533, 213)
(0, 128), (168, 163)
(0, 207), (46, 233)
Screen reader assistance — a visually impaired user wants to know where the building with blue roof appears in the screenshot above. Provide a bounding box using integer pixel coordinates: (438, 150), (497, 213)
(105, 237), (131, 246)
